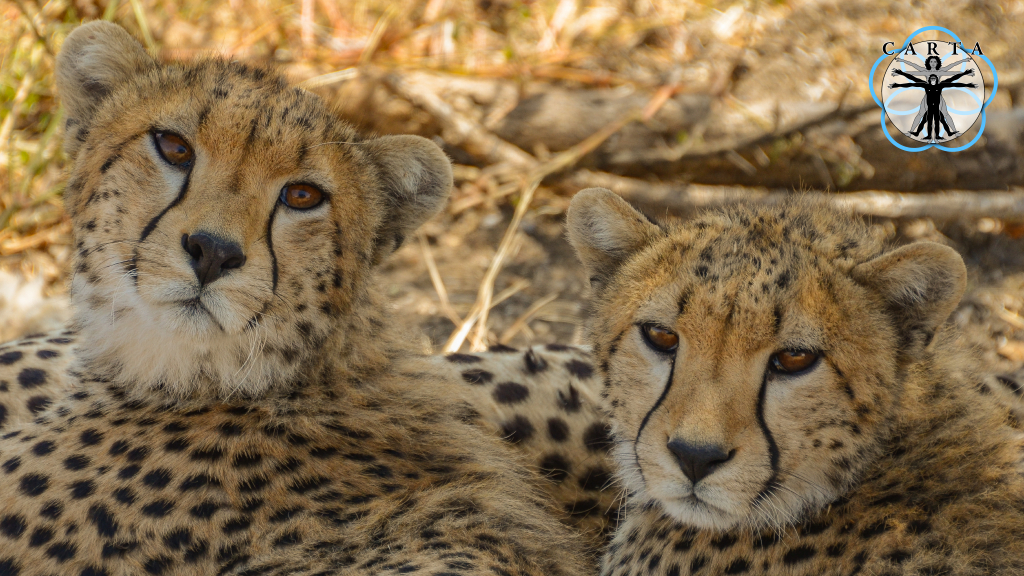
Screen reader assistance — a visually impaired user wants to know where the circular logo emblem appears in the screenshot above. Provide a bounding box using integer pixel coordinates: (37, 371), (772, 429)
(880, 41), (985, 143)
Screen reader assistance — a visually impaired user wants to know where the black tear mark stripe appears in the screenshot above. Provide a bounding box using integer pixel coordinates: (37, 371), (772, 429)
(266, 204), (280, 293)
(752, 372), (780, 508)
(139, 162), (195, 242)
(633, 332), (678, 490)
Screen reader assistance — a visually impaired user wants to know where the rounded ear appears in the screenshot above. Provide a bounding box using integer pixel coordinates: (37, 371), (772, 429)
(851, 242), (966, 358)
(362, 135), (453, 264)
(566, 188), (663, 290)
(56, 21), (156, 161)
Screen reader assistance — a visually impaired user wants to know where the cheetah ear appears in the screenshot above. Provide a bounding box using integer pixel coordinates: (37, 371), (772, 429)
(851, 242), (966, 358)
(362, 135), (453, 265)
(56, 21), (156, 161)
(566, 188), (663, 290)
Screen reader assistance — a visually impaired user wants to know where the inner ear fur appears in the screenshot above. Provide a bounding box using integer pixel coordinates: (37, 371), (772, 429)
(362, 135), (453, 264)
(56, 21), (156, 161)
(851, 241), (967, 357)
(566, 187), (663, 289)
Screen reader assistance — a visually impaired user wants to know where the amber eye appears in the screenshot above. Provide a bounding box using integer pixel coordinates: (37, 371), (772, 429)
(770, 350), (819, 374)
(641, 324), (679, 353)
(153, 132), (194, 166)
(280, 183), (325, 210)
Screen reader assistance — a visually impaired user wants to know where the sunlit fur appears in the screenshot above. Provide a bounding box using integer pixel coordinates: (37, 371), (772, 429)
(567, 188), (1024, 575)
(570, 190), (919, 531)
(0, 22), (595, 576)
(57, 22), (449, 399)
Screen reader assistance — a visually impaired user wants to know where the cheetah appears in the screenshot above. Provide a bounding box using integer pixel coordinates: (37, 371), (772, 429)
(0, 21), (594, 576)
(558, 187), (1024, 575)
(0, 329), (623, 555)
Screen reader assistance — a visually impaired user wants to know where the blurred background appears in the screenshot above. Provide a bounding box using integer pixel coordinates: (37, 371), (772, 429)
(2, 0), (1024, 375)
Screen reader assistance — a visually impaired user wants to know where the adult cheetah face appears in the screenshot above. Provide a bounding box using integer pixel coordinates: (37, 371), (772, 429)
(55, 22), (452, 397)
(567, 188), (966, 531)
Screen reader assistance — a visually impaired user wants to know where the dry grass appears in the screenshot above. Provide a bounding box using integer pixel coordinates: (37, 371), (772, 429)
(0, 0), (773, 347)
(7, 0), (1021, 351)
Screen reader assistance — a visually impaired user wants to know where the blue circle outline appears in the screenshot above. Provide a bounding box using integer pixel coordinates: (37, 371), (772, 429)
(869, 26), (998, 152)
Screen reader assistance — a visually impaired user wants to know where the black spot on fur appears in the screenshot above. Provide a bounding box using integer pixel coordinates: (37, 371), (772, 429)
(461, 370), (493, 385)
(499, 416), (534, 443)
(80, 429), (104, 446)
(87, 504), (119, 538)
(113, 487), (137, 506)
(63, 455), (91, 471)
(445, 354), (481, 364)
(723, 558), (750, 574)
(141, 500), (175, 518)
(69, 479), (96, 499)
(19, 473), (49, 497)
(17, 368), (47, 389)
(142, 555), (172, 575)
(142, 469), (174, 489)
(44, 540), (77, 562)
(273, 530), (303, 547)
(40, 501), (62, 519)
(163, 527), (193, 551)
(583, 422), (613, 452)
(860, 520), (889, 539)
(26, 396), (52, 414)
(538, 453), (571, 482)
(578, 466), (612, 491)
(1, 456), (20, 474)
(565, 359), (594, 379)
(29, 526), (55, 546)
(32, 440), (56, 456)
(0, 558), (19, 576)
(547, 418), (569, 442)
(492, 382), (530, 404)
(0, 514), (27, 539)
(524, 349), (548, 373)
(189, 501), (220, 519)
(783, 545), (817, 564)
(557, 385), (582, 412)
(0, 351), (23, 365)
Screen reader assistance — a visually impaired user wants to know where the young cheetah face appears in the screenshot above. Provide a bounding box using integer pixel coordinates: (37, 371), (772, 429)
(567, 188), (966, 531)
(56, 22), (451, 397)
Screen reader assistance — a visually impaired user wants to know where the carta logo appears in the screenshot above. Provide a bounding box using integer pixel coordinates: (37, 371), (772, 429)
(870, 26), (997, 152)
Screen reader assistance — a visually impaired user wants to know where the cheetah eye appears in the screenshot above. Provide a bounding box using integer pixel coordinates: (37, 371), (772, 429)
(280, 183), (324, 210)
(640, 324), (679, 353)
(153, 132), (194, 167)
(769, 350), (819, 375)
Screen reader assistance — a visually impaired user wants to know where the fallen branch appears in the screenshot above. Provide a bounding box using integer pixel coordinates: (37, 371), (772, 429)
(608, 101), (876, 166)
(379, 70), (537, 168)
(569, 170), (1024, 220)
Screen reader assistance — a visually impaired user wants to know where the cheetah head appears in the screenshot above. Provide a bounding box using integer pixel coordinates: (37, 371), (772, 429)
(56, 22), (452, 398)
(566, 188), (966, 531)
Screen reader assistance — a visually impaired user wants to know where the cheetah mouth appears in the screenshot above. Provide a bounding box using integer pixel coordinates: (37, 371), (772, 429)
(173, 297), (225, 331)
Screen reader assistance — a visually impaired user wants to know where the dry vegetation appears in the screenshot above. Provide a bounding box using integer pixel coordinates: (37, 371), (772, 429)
(3, 0), (1024, 368)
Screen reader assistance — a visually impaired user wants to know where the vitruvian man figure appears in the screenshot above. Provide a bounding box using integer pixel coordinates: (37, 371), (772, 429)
(889, 62), (977, 141)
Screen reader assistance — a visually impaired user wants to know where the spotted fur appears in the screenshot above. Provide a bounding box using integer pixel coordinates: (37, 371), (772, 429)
(419, 345), (621, 549)
(564, 188), (1024, 575)
(0, 21), (593, 576)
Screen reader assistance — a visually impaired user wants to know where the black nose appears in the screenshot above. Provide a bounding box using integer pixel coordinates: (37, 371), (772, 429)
(182, 232), (246, 286)
(666, 439), (733, 484)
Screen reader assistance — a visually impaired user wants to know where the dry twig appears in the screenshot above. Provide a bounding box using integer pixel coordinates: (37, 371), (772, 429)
(569, 170), (1024, 220)
(499, 292), (559, 344)
(417, 232), (462, 326)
